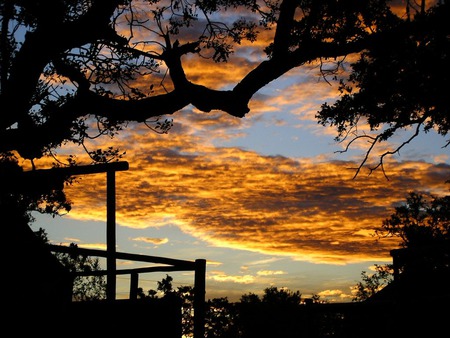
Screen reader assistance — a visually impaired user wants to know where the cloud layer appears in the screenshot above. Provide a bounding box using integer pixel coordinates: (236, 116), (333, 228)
(58, 121), (449, 265)
(33, 31), (449, 267)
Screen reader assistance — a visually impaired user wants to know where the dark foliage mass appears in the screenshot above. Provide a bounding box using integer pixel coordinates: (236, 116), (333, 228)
(1, 1), (448, 175)
(354, 191), (450, 301)
(34, 228), (107, 301)
(317, 2), (450, 176)
(140, 276), (317, 338)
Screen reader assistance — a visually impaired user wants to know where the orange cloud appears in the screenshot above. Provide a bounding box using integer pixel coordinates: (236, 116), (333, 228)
(25, 11), (448, 268)
(48, 123), (448, 266)
(131, 237), (169, 245)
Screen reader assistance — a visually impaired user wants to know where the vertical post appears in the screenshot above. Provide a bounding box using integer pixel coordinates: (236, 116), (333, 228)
(390, 249), (399, 281)
(106, 170), (116, 301)
(193, 259), (206, 338)
(130, 272), (139, 300)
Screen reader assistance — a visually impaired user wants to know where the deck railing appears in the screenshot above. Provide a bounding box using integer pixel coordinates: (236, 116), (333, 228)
(49, 244), (206, 338)
(24, 161), (206, 337)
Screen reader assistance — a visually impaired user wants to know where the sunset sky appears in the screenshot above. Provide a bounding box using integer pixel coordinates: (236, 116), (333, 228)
(28, 1), (449, 303)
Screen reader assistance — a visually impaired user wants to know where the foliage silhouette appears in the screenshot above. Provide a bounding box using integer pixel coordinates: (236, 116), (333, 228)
(316, 2), (450, 177)
(138, 274), (196, 337)
(353, 191), (450, 301)
(1, 0), (448, 174)
(141, 277), (327, 338)
(0, 154), (73, 317)
(33, 227), (107, 301)
(352, 264), (393, 302)
(377, 191), (450, 250)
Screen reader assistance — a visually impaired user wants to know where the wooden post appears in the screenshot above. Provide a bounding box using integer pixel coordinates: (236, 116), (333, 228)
(19, 161), (129, 301)
(106, 170), (116, 301)
(130, 272), (139, 300)
(390, 249), (400, 281)
(193, 259), (206, 338)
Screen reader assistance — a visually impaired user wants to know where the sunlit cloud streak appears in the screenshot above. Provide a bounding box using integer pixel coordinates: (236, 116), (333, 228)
(257, 270), (286, 276)
(131, 237), (169, 245)
(28, 0), (448, 273)
(69, 242), (108, 251)
(318, 289), (349, 300)
(209, 271), (256, 284)
(56, 122), (449, 266)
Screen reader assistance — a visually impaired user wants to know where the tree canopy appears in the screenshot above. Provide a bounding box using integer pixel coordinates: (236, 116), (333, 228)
(1, 0), (448, 175)
(353, 191), (450, 301)
(377, 191), (450, 249)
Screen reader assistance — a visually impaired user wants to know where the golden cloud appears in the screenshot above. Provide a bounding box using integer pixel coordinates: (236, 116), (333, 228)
(76, 242), (107, 251)
(318, 289), (344, 297)
(27, 14), (449, 268)
(257, 270), (286, 276)
(209, 271), (256, 284)
(131, 237), (169, 245)
(51, 122), (449, 266)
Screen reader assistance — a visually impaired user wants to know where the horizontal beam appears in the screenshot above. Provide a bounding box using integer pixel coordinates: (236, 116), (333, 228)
(76, 265), (197, 276)
(3, 161), (129, 193)
(48, 244), (196, 268)
(23, 161), (129, 177)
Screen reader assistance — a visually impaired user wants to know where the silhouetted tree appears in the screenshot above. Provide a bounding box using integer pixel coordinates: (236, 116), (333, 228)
(204, 297), (240, 338)
(141, 276), (315, 337)
(261, 285), (302, 304)
(1, 154), (74, 320)
(35, 228), (107, 301)
(316, 2), (450, 177)
(1, 1), (448, 174)
(140, 274), (196, 337)
(352, 264), (393, 301)
(54, 244), (107, 301)
(381, 191), (450, 291)
(354, 191), (450, 301)
(0, 153), (71, 219)
(377, 191), (450, 250)
(236, 286), (306, 338)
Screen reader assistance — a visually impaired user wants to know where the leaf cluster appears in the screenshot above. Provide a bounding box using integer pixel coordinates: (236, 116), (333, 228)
(0, 153), (72, 219)
(352, 264), (393, 302)
(316, 2), (450, 176)
(139, 275), (310, 337)
(2, 0), (448, 177)
(354, 190), (450, 301)
(377, 192), (450, 248)
(54, 242), (107, 302)
(34, 228), (107, 302)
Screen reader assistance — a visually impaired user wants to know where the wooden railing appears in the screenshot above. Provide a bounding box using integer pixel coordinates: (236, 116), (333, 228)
(17, 161), (206, 336)
(49, 244), (206, 338)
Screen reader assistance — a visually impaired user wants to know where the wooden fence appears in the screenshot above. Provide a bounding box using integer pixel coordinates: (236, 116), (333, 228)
(49, 244), (206, 338)
(16, 161), (206, 337)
